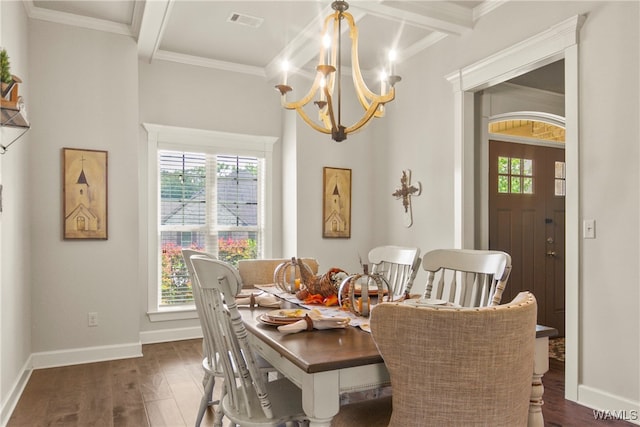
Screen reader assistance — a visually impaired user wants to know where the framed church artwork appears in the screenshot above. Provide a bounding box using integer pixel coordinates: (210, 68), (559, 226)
(322, 166), (351, 238)
(62, 148), (108, 240)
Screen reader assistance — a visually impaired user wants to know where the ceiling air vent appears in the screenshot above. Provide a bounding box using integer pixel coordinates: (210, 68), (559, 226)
(227, 12), (264, 28)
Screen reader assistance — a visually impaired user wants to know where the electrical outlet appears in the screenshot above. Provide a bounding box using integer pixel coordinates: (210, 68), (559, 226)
(88, 312), (98, 327)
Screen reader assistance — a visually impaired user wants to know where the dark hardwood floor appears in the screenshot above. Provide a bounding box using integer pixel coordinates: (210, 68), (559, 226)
(7, 339), (635, 426)
(542, 358), (635, 426)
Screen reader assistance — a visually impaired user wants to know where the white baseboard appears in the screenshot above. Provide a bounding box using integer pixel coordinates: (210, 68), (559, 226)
(30, 341), (142, 369)
(0, 356), (33, 427)
(139, 326), (203, 344)
(578, 384), (640, 425)
(18, 328), (202, 370)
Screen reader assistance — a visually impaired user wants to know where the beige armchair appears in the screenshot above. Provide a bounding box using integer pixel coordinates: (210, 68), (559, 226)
(366, 291), (537, 427)
(237, 257), (319, 289)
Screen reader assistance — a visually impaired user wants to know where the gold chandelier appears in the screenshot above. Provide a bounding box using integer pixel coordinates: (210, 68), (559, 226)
(275, 0), (401, 142)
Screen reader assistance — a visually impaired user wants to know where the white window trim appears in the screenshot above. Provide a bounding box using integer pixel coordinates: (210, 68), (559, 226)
(142, 123), (276, 322)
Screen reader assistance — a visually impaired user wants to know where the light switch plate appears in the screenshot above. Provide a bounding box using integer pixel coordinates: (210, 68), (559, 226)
(583, 219), (595, 239)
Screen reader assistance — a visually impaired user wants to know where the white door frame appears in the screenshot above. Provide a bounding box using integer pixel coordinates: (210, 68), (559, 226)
(446, 15), (585, 401)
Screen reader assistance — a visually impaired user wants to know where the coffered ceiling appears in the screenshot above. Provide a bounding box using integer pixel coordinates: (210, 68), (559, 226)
(23, 1), (564, 93)
(26, 1), (490, 77)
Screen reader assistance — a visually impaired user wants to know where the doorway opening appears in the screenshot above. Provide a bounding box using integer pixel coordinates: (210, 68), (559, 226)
(487, 114), (566, 338)
(446, 14), (583, 400)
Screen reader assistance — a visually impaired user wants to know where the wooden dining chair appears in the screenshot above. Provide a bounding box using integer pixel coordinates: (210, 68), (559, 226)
(368, 245), (421, 298)
(190, 256), (308, 427)
(183, 250), (277, 427)
(421, 248), (512, 307)
(369, 291), (537, 426)
(182, 249), (221, 427)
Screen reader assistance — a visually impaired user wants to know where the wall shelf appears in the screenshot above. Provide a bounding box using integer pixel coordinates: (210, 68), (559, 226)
(1, 75), (30, 154)
(1, 106), (30, 128)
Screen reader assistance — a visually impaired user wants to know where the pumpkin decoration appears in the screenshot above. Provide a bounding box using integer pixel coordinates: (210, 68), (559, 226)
(274, 257), (315, 293)
(338, 264), (390, 317)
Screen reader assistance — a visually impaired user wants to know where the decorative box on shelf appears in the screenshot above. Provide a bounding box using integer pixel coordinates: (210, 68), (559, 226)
(1, 74), (29, 129)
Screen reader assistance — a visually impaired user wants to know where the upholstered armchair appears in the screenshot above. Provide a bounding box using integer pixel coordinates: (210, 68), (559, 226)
(368, 291), (537, 426)
(237, 257), (319, 289)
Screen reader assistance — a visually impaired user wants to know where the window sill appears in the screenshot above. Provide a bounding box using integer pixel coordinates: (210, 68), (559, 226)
(147, 306), (198, 322)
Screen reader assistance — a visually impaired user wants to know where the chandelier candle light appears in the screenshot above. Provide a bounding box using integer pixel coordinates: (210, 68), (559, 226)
(275, 1), (401, 142)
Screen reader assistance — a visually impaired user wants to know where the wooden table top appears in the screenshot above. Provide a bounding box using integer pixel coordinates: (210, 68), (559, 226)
(239, 306), (383, 374)
(240, 304), (559, 375)
(536, 324), (559, 338)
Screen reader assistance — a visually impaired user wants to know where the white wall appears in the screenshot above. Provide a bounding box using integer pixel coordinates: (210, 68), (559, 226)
(293, 92), (381, 274)
(0, 1), (32, 423)
(28, 20), (140, 359)
(138, 60), (282, 137)
(575, 1), (639, 409)
(386, 0), (639, 413)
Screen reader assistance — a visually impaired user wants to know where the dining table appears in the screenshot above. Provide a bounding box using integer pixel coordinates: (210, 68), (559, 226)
(239, 287), (557, 427)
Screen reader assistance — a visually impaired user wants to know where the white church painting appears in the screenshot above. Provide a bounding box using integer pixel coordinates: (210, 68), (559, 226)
(63, 148), (108, 239)
(322, 167), (351, 238)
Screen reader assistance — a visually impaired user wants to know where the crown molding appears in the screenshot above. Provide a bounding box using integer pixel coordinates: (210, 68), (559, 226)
(130, 0), (145, 40)
(154, 50), (266, 77)
(354, 1), (473, 35)
(23, 0), (133, 36)
(473, 0), (509, 20)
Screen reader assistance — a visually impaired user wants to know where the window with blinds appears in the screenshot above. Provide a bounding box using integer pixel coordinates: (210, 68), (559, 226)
(159, 150), (262, 306)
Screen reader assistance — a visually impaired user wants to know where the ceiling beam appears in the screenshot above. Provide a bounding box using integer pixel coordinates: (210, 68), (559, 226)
(264, 4), (368, 83)
(137, 0), (174, 63)
(351, 1), (474, 35)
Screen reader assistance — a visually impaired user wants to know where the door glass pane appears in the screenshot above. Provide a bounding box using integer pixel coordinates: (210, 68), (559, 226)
(511, 177), (521, 193)
(555, 161), (566, 179)
(554, 161), (566, 196)
(496, 155), (534, 195)
(498, 175), (509, 193)
(510, 158), (521, 174)
(498, 157), (509, 174)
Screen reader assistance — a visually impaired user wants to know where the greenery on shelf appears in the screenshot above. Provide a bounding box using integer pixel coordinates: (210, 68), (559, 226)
(1, 49), (12, 84)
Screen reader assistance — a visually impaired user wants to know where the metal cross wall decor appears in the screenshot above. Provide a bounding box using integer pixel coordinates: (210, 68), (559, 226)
(392, 169), (421, 227)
